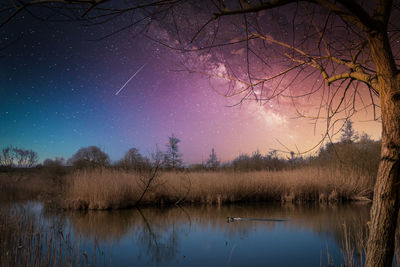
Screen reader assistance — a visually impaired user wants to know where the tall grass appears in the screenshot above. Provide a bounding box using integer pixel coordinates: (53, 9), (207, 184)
(65, 167), (374, 210)
(0, 166), (68, 203)
(66, 169), (142, 209)
(0, 203), (109, 266)
(329, 221), (400, 267)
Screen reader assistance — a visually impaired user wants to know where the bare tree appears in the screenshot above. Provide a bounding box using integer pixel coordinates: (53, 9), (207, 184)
(0, 147), (38, 168)
(43, 157), (65, 167)
(16, 149), (38, 168)
(0, 147), (15, 168)
(118, 148), (150, 171)
(2, 0), (400, 265)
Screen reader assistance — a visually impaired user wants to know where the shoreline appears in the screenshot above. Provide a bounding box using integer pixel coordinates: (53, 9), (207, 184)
(64, 167), (375, 210)
(1, 166), (375, 210)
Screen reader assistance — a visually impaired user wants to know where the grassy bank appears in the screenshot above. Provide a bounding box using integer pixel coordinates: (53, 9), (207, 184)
(65, 167), (374, 210)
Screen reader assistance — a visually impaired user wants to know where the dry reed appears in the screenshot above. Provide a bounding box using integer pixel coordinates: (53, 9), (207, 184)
(0, 204), (108, 266)
(0, 172), (63, 203)
(65, 167), (374, 210)
(331, 219), (400, 267)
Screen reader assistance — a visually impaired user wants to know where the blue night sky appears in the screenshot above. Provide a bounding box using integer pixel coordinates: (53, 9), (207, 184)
(0, 4), (382, 164)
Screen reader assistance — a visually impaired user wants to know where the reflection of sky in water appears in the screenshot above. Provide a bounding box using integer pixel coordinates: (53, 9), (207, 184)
(62, 204), (368, 267)
(129, 223), (340, 267)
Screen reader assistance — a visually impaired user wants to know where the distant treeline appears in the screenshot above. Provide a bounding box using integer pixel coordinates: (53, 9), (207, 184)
(0, 121), (381, 176)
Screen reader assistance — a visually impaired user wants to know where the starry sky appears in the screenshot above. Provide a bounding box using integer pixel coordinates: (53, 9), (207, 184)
(0, 2), (382, 164)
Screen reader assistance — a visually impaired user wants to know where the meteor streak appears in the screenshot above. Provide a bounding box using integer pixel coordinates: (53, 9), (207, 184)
(115, 63), (146, 95)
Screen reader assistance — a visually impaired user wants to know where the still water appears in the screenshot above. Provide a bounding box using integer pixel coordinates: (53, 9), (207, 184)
(42, 203), (370, 266)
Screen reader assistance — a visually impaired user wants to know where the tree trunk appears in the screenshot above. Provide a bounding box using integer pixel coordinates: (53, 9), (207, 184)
(365, 31), (400, 267)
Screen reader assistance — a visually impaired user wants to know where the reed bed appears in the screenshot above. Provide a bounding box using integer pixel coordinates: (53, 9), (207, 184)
(0, 171), (65, 204)
(329, 221), (400, 267)
(65, 167), (374, 210)
(0, 204), (108, 266)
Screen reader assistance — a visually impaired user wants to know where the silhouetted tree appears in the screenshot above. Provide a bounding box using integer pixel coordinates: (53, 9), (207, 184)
(206, 148), (220, 170)
(42, 157), (66, 179)
(249, 150), (262, 169)
(163, 134), (183, 170)
(68, 146), (110, 169)
(340, 120), (359, 144)
(232, 154), (251, 171)
(317, 135), (380, 177)
(0, 147), (15, 168)
(287, 151), (296, 167)
(0, 146), (38, 168)
(118, 148), (150, 171)
(43, 157), (65, 167)
(14, 148), (38, 168)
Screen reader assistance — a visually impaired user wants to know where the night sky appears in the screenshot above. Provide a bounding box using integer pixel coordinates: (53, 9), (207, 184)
(0, 4), (382, 164)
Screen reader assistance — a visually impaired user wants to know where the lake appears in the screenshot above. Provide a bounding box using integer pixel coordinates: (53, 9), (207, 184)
(23, 202), (369, 267)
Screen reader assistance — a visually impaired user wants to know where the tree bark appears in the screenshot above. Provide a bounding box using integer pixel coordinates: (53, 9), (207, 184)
(365, 31), (400, 267)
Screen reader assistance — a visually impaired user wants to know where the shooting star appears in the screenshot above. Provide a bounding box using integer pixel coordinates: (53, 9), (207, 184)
(115, 63), (146, 96)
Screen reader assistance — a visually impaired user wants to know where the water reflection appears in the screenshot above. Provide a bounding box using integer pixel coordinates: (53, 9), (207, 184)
(60, 203), (371, 266)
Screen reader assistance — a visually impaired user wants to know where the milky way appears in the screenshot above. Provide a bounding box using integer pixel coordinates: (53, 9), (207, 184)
(0, 3), (382, 164)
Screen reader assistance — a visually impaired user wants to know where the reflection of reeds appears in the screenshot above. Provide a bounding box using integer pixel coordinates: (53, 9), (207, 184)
(0, 204), (107, 266)
(65, 203), (371, 266)
(67, 210), (140, 242)
(66, 203), (371, 244)
(65, 167), (374, 210)
(341, 223), (355, 267)
(335, 220), (400, 267)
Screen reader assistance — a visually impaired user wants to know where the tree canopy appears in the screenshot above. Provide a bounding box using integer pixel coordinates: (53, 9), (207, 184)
(68, 146), (110, 168)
